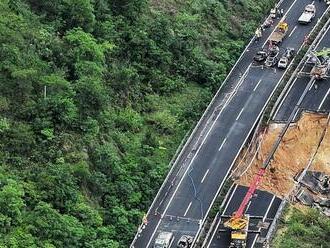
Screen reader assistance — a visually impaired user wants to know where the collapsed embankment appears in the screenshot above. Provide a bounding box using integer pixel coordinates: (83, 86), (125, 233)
(232, 112), (330, 198)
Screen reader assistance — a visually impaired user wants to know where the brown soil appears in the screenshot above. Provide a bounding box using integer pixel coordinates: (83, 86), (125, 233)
(234, 112), (330, 198)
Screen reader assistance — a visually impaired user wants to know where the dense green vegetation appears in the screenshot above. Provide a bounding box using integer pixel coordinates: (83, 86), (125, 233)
(0, 0), (276, 246)
(273, 206), (330, 248)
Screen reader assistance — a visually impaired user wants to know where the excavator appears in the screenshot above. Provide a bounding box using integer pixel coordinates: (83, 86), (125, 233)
(309, 48), (330, 80)
(224, 168), (266, 248)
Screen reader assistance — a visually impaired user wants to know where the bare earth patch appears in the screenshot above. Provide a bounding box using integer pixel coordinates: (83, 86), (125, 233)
(233, 112), (330, 198)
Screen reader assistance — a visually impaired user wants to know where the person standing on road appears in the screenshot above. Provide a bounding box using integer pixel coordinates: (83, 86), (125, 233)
(280, 8), (284, 17)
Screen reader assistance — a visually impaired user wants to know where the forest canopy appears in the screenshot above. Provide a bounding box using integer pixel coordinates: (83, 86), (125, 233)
(0, 0), (275, 246)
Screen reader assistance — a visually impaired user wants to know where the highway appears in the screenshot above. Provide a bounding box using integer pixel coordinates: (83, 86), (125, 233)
(131, 1), (330, 247)
(274, 22), (330, 122)
(205, 3), (330, 248)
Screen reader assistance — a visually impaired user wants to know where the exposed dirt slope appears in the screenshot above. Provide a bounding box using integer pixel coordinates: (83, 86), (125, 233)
(234, 112), (330, 198)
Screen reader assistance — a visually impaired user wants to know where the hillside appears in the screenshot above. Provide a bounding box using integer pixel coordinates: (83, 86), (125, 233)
(0, 0), (275, 247)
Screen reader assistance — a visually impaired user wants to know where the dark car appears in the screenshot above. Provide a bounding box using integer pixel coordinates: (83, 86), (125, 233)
(253, 50), (268, 63)
(177, 235), (193, 248)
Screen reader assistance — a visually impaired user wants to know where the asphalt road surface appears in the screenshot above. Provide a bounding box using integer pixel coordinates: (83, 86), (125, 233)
(205, 185), (282, 248)
(131, 1), (329, 247)
(206, 4), (330, 248)
(274, 19), (330, 122)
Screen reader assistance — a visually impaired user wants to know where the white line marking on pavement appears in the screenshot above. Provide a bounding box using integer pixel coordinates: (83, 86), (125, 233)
(245, 201), (252, 213)
(308, 80), (315, 91)
(318, 87), (330, 111)
(184, 202), (192, 217)
(273, 77), (298, 118)
(206, 184), (238, 248)
(251, 196), (276, 248)
(223, 184), (238, 215)
(236, 108), (245, 121)
(253, 79), (263, 92)
(315, 24), (330, 49)
(218, 137), (227, 151)
(262, 0), (299, 47)
(201, 169), (210, 184)
(145, 0), (302, 246)
(289, 25), (297, 37)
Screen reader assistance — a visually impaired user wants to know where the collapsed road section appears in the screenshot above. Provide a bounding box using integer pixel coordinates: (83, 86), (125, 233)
(233, 112), (330, 198)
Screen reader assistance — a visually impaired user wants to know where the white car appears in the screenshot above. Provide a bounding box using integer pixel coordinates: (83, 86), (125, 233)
(278, 57), (289, 69)
(278, 48), (295, 69)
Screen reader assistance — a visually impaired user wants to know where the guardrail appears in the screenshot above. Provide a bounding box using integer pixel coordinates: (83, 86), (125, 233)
(130, 0), (287, 246)
(263, 6), (330, 246)
(197, 4), (330, 248)
(269, 6), (330, 120)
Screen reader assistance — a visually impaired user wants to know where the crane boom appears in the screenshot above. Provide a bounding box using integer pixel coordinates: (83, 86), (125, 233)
(234, 168), (266, 219)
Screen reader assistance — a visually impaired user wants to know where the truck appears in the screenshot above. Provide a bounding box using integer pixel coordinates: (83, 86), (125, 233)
(269, 22), (289, 44)
(225, 215), (250, 248)
(298, 4), (316, 24)
(154, 232), (174, 248)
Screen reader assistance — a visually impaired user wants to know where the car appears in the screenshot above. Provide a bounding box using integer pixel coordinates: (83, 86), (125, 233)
(253, 50), (268, 63)
(265, 45), (279, 67)
(265, 56), (278, 67)
(177, 235), (193, 248)
(283, 47), (295, 59)
(277, 57), (289, 69)
(154, 232), (174, 248)
(278, 48), (295, 69)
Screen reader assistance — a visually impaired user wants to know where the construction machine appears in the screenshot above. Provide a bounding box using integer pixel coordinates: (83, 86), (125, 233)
(269, 21), (289, 44)
(310, 48), (330, 80)
(224, 168), (266, 247)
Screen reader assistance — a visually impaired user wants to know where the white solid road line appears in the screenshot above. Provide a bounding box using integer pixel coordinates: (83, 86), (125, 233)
(315, 23), (330, 49)
(218, 137), (227, 151)
(318, 87), (330, 111)
(184, 202), (192, 217)
(222, 184), (238, 214)
(236, 108), (245, 121)
(289, 25), (297, 38)
(251, 196), (276, 248)
(308, 80), (315, 91)
(206, 184), (239, 248)
(262, 0), (299, 48)
(245, 201), (252, 213)
(253, 79), (263, 92)
(273, 77), (298, 118)
(201, 169), (210, 184)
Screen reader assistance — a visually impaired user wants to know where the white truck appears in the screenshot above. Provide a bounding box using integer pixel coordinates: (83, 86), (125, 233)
(154, 232), (174, 248)
(298, 4), (316, 24)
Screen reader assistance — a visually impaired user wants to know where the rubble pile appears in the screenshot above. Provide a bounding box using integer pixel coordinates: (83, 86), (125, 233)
(234, 112), (330, 198)
(295, 171), (330, 216)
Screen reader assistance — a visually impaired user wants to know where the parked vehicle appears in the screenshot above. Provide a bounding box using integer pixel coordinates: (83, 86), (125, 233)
(278, 48), (295, 69)
(265, 45), (279, 67)
(298, 4), (316, 24)
(154, 232), (174, 248)
(253, 50), (268, 63)
(269, 22), (289, 44)
(177, 235), (193, 248)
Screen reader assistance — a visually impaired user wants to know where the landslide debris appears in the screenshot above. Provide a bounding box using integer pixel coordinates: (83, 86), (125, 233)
(233, 112), (330, 198)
